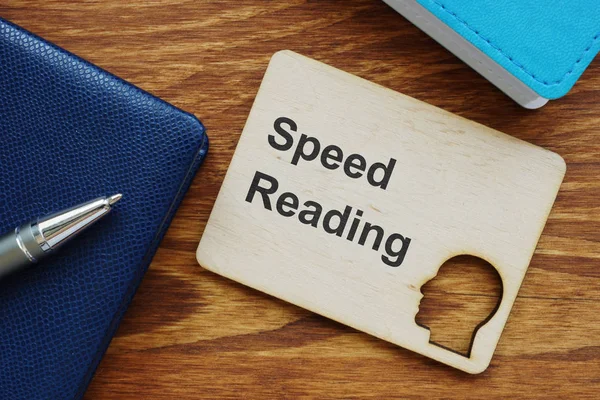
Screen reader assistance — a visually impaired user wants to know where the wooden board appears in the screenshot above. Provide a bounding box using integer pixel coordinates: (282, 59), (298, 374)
(2, 0), (600, 397)
(196, 50), (565, 373)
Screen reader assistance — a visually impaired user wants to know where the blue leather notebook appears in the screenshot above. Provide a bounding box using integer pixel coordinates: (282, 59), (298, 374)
(0, 18), (208, 400)
(384, 0), (600, 108)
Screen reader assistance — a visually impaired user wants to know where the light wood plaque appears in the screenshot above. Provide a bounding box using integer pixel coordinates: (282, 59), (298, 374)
(196, 51), (566, 373)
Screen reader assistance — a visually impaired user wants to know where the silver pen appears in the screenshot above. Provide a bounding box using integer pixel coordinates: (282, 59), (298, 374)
(0, 194), (122, 279)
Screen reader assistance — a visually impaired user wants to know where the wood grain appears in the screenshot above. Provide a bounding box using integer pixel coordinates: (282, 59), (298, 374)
(2, 0), (599, 397)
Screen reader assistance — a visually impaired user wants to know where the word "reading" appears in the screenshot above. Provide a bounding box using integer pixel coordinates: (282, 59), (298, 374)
(245, 171), (411, 267)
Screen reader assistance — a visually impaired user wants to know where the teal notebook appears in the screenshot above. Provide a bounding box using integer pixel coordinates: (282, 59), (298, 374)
(384, 0), (599, 108)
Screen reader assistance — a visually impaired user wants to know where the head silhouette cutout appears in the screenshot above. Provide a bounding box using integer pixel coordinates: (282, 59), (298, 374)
(415, 255), (503, 357)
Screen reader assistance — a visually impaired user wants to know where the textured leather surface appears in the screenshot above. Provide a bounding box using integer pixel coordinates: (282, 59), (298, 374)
(417, 0), (600, 99)
(0, 18), (208, 400)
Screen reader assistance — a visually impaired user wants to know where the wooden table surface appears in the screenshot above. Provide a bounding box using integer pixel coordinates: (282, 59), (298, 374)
(3, 1), (600, 398)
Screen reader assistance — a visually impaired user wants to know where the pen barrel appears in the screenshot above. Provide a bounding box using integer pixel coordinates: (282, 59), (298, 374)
(0, 224), (44, 279)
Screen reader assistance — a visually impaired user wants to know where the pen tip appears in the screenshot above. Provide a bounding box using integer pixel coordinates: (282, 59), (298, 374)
(108, 193), (123, 206)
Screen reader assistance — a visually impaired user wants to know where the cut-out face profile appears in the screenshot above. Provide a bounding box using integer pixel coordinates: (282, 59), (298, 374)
(415, 255), (503, 357)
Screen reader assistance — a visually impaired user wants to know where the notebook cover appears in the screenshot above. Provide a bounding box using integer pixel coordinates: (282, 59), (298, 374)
(0, 18), (208, 400)
(415, 0), (600, 99)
